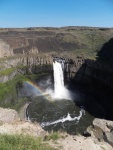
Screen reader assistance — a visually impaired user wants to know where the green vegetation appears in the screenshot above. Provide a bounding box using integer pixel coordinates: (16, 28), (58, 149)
(0, 73), (49, 110)
(0, 64), (26, 77)
(0, 67), (16, 76)
(44, 132), (61, 141)
(17, 65), (27, 69)
(56, 28), (113, 60)
(0, 134), (55, 150)
(0, 75), (26, 99)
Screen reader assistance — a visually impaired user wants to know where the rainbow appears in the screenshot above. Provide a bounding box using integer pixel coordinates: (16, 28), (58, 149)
(25, 80), (44, 95)
(24, 80), (53, 101)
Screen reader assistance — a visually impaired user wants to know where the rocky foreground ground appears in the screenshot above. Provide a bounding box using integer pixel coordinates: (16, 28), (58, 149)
(0, 107), (113, 150)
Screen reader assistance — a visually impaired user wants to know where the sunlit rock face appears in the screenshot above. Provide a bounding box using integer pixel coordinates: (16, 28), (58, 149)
(0, 107), (20, 123)
(0, 54), (53, 83)
(0, 40), (13, 58)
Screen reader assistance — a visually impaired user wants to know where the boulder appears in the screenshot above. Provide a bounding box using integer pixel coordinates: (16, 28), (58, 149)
(93, 118), (113, 132)
(86, 118), (113, 147)
(87, 125), (104, 141)
(104, 132), (113, 147)
(0, 107), (20, 123)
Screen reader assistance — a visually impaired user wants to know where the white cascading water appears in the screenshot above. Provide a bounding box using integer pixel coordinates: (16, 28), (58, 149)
(53, 60), (71, 99)
(41, 109), (85, 128)
(53, 60), (64, 99)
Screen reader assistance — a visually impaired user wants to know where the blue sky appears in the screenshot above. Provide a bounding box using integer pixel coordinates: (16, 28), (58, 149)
(0, 0), (113, 28)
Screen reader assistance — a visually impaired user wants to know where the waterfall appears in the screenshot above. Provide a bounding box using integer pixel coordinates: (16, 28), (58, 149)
(53, 60), (64, 98)
(53, 60), (71, 99)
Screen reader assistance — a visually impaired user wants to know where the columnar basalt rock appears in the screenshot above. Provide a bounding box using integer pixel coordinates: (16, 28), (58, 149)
(0, 54), (53, 83)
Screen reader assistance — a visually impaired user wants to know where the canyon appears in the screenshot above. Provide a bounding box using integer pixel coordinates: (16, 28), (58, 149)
(0, 27), (113, 118)
(0, 26), (113, 149)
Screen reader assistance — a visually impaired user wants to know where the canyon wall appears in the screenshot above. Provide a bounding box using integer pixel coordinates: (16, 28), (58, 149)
(69, 59), (113, 89)
(0, 27), (113, 87)
(0, 27), (113, 112)
(0, 50), (113, 92)
(0, 39), (13, 58)
(0, 27), (113, 59)
(0, 54), (53, 83)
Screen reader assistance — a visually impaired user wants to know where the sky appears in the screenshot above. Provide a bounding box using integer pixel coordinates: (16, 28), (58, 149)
(0, 0), (113, 28)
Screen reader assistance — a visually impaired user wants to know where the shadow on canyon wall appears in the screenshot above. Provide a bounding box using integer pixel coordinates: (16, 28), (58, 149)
(97, 37), (113, 63)
(69, 37), (113, 120)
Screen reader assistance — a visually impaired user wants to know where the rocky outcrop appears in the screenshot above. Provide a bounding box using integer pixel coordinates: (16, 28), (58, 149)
(87, 118), (113, 147)
(0, 54), (53, 83)
(54, 134), (113, 150)
(0, 107), (46, 137)
(0, 107), (20, 123)
(0, 107), (113, 150)
(0, 39), (13, 58)
(0, 54), (52, 69)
